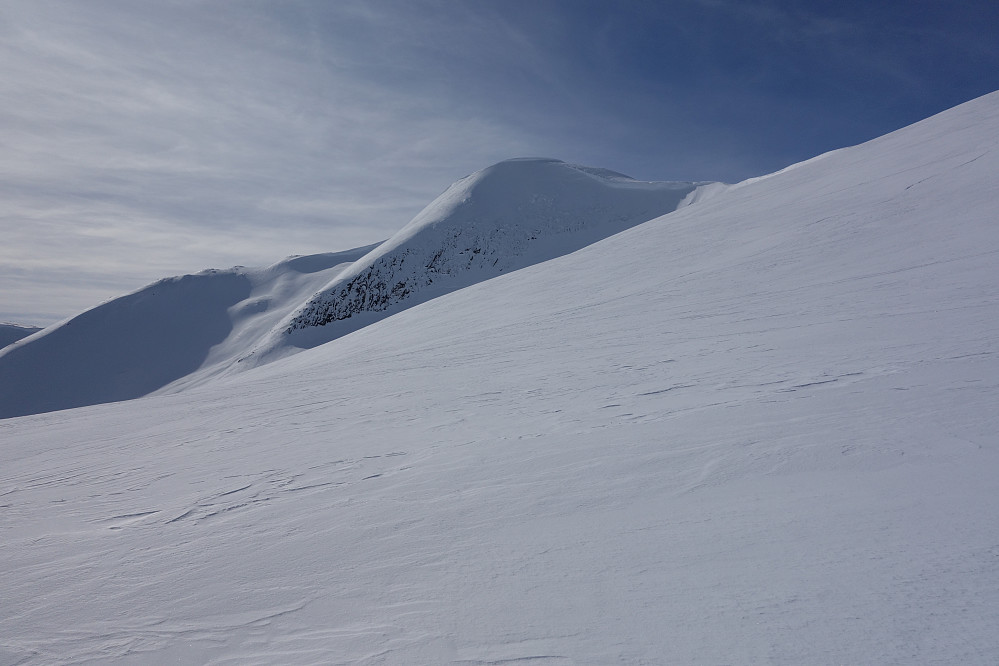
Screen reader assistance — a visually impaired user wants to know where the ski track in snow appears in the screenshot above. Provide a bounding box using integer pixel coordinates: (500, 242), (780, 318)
(1, 92), (999, 663)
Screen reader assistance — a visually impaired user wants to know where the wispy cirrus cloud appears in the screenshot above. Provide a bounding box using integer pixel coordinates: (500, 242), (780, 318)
(0, 1), (542, 324)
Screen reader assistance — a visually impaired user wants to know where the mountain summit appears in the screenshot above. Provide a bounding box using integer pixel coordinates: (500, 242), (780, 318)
(258, 158), (707, 359)
(0, 159), (710, 417)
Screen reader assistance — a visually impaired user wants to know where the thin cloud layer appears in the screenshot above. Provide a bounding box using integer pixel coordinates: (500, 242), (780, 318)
(0, 1), (539, 324)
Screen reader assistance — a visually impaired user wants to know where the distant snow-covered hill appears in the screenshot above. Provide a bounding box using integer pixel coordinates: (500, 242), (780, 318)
(0, 323), (41, 350)
(0, 245), (378, 418)
(0, 160), (708, 417)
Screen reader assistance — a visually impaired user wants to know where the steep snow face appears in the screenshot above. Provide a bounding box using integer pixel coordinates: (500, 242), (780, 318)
(0, 323), (42, 350)
(261, 158), (705, 356)
(0, 245), (378, 418)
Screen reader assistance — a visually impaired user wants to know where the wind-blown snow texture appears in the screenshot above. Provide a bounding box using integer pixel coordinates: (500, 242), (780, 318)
(1, 92), (999, 664)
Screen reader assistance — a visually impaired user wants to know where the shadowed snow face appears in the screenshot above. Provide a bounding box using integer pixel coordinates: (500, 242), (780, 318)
(0, 323), (42, 350)
(0, 244), (381, 417)
(0, 272), (252, 419)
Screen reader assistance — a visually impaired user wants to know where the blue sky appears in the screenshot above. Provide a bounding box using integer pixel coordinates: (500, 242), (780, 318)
(3, 0), (998, 325)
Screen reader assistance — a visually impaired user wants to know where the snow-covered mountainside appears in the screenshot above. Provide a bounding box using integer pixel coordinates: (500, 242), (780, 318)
(252, 158), (705, 360)
(0, 160), (705, 416)
(0, 323), (41, 350)
(1, 92), (998, 664)
(0, 245), (378, 419)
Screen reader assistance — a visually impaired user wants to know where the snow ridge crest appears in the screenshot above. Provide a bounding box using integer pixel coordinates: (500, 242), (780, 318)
(283, 158), (704, 338)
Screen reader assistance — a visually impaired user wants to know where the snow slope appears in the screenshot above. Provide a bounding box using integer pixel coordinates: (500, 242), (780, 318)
(0, 323), (41, 350)
(0, 245), (379, 419)
(0, 161), (703, 417)
(1, 91), (999, 664)
(251, 158), (704, 362)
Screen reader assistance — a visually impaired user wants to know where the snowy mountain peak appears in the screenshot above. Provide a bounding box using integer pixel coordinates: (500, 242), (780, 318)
(265, 158), (708, 357)
(0, 157), (712, 416)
